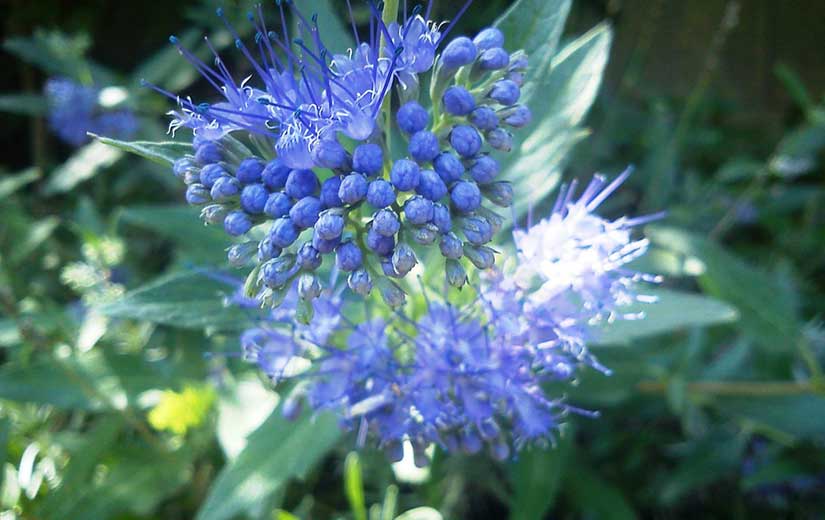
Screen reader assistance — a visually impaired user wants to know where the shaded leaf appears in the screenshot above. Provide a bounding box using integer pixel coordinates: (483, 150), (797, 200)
(0, 94), (47, 116)
(592, 288), (738, 346)
(196, 409), (341, 520)
(564, 462), (637, 520)
(44, 140), (123, 194)
(91, 133), (189, 166)
(508, 434), (571, 520)
(97, 270), (256, 330)
(714, 394), (825, 440)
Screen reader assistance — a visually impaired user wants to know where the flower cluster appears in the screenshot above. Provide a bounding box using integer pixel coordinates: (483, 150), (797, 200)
(241, 172), (660, 461)
(44, 77), (137, 146)
(159, 2), (530, 312)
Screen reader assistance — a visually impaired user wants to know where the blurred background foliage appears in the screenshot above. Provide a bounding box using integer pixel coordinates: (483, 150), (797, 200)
(1, 0), (825, 518)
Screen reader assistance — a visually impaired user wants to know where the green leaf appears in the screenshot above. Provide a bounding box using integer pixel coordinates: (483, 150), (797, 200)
(0, 167), (40, 198)
(97, 270), (256, 330)
(495, 0), (571, 73)
(3, 31), (92, 79)
(44, 140), (123, 194)
(0, 94), (47, 116)
(9, 216), (59, 264)
(592, 288), (738, 346)
(119, 205), (230, 263)
(714, 394), (825, 440)
(196, 409), (341, 520)
(564, 463), (637, 520)
(508, 434), (571, 520)
(91, 134), (189, 166)
(503, 23), (613, 218)
(298, 0), (354, 53)
(395, 508), (443, 520)
(648, 226), (801, 351)
(345, 452), (367, 520)
(0, 417), (9, 492)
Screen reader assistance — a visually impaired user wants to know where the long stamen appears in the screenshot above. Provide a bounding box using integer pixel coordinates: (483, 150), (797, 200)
(437, 0), (474, 45)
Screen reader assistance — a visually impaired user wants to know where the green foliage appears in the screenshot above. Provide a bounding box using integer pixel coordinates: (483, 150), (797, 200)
(2, 0), (825, 518)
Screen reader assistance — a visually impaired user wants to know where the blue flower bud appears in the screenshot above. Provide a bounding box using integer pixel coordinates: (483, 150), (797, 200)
(296, 242), (321, 270)
(442, 86), (476, 116)
(261, 255), (298, 288)
(469, 106), (499, 132)
(224, 210), (253, 236)
(185, 183), (210, 205)
(416, 169), (448, 201)
(404, 196), (434, 225)
(450, 180), (482, 213)
(381, 257), (400, 278)
(446, 259), (467, 288)
(489, 80), (521, 106)
(441, 36), (477, 69)
(183, 169), (200, 185)
(509, 51), (529, 71)
(236, 157), (265, 184)
(262, 159), (291, 191)
(490, 440), (510, 461)
(449, 125), (482, 158)
(482, 181), (514, 207)
(476, 206), (505, 233)
(298, 273), (322, 300)
(478, 47), (510, 70)
(269, 217), (300, 247)
(227, 241), (257, 267)
(200, 204), (228, 225)
(486, 128), (513, 152)
(390, 159), (421, 192)
(366, 179), (396, 208)
(432, 203), (452, 232)
(258, 236), (282, 262)
(312, 233), (341, 254)
(352, 143), (384, 176)
(338, 173), (368, 204)
(289, 196), (322, 229)
(200, 163), (228, 188)
(210, 176), (240, 201)
(433, 152), (465, 184)
(391, 242), (418, 276)
(502, 105), (532, 128)
(412, 224), (439, 245)
(314, 211), (344, 240)
(285, 169), (319, 199)
(373, 208), (401, 236)
(462, 216), (493, 245)
(377, 278), (406, 308)
(463, 244), (496, 269)
(173, 157), (196, 179)
(439, 232), (463, 259)
(320, 176), (343, 208)
(311, 138), (349, 169)
(508, 71), (525, 87)
(240, 183), (269, 214)
(195, 142), (222, 164)
(408, 131), (440, 163)
(366, 227), (395, 256)
(262, 193), (291, 219)
(347, 269), (372, 296)
(473, 27), (505, 51)
(396, 101), (429, 134)
(335, 241), (363, 271)
(470, 155), (500, 184)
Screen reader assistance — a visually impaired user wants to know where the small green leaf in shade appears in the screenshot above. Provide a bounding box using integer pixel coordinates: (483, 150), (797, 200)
(345, 452), (368, 520)
(714, 394), (825, 440)
(297, 0), (354, 53)
(97, 270), (256, 331)
(8, 216), (59, 265)
(44, 140), (123, 194)
(508, 433), (572, 520)
(91, 133), (190, 166)
(132, 29), (201, 92)
(119, 205), (230, 263)
(591, 288), (738, 346)
(0, 94), (47, 116)
(648, 226), (801, 351)
(741, 457), (807, 491)
(0, 167), (40, 198)
(564, 463), (637, 520)
(196, 409), (341, 520)
(0, 417), (9, 492)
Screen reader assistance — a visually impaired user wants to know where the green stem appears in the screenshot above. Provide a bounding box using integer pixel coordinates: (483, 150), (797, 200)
(379, 0), (400, 161)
